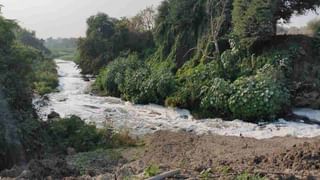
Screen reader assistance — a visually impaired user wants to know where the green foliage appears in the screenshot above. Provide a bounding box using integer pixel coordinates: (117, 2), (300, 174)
(200, 78), (233, 115)
(236, 171), (266, 180)
(44, 116), (137, 154)
(15, 28), (50, 55)
(0, 13), (58, 170)
(77, 13), (154, 75)
(200, 168), (212, 180)
(86, 0), (320, 121)
(45, 116), (106, 153)
(95, 54), (176, 104)
(154, 0), (231, 67)
(232, 0), (277, 48)
(133, 61), (176, 104)
(166, 60), (223, 109)
(229, 65), (290, 120)
(94, 54), (144, 97)
(220, 49), (243, 80)
(144, 164), (160, 178)
(0, 16), (15, 49)
(32, 62), (58, 96)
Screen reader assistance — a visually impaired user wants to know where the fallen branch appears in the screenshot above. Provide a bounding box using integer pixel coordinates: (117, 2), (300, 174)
(146, 169), (181, 180)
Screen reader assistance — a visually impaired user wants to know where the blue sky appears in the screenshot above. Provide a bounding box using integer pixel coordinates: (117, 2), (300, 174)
(0, 0), (319, 39)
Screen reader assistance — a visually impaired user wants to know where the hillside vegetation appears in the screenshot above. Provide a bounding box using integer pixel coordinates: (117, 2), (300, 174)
(0, 12), (58, 169)
(77, 0), (320, 121)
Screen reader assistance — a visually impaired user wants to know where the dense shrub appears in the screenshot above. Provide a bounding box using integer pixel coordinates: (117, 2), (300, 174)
(232, 0), (277, 38)
(95, 54), (176, 104)
(45, 116), (136, 154)
(120, 67), (149, 103)
(33, 60), (58, 95)
(166, 60), (224, 109)
(228, 65), (290, 121)
(45, 116), (106, 153)
(0, 14), (58, 169)
(200, 78), (233, 115)
(138, 66), (176, 104)
(94, 54), (143, 97)
(220, 49), (242, 80)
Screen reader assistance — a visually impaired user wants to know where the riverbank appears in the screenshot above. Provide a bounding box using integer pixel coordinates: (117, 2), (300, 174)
(1, 131), (319, 179)
(33, 59), (320, 140)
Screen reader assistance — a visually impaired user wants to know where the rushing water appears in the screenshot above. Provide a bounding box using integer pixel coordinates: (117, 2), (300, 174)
(33, 59), (320, 139)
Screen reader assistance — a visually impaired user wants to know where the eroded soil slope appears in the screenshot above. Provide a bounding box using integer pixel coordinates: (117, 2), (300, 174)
(1, 131), (320, 179)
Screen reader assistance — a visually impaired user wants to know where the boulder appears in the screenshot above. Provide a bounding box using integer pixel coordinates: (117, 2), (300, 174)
(47, 111), (60, 120)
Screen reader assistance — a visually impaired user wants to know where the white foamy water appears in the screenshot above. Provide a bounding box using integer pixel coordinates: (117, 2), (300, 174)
(33, 59), (320, 139)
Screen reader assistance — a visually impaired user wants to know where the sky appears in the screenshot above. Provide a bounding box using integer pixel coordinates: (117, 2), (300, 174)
(0, 0), (319, 39)
(0, 0), (161, 39)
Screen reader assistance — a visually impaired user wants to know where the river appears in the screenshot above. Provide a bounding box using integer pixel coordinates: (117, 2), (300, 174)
(33, 59), (320, 139)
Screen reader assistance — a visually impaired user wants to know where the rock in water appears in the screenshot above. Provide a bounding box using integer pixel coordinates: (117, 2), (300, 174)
(47, 111), (60, 120)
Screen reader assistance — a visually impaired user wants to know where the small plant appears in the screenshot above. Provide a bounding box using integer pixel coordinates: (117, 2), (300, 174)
(236, 171), (266, 180)
(217, 165), (232, 175)
(200, 168), (212, 180)
(144, 164), (160, 178)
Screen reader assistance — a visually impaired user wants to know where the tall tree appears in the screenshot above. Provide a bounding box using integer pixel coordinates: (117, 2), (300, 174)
(275, 0), (320, 23)
(232, 0), (320, 41)
(232, 0), (277, 39)
(130, 6), (156, 32)
(77, 13), (154, 75)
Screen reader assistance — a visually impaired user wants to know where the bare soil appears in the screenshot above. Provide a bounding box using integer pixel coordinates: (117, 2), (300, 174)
(1, 131), (320, 179)
(117, 131), (320, 179)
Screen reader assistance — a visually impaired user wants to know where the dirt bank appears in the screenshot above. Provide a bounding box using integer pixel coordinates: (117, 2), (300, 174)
(1, 131), (320, 179)
(122, 131), (320, 179)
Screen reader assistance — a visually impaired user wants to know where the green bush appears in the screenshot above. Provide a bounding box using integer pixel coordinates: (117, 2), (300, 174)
(144, 164), (160, 178)
(95, 54), (176, 104)
(45, 116), (136, 154)
(200, 78), (233, 115)
(94, 54), (143, 97)
(138, 67), (176, 104)
(220, 49), (242, 80)
(46, 116), (106, 153)
(232, 0), (277, 41)
(33, 60), (59, 95)
(228, 64), (290, 121)
(121, 65), (176, 104)
(167, 61), (223, 109)
(120, 67), (149, 103)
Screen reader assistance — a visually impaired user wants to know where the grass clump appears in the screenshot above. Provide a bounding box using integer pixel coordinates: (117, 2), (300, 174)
(144, 164), (161, 178)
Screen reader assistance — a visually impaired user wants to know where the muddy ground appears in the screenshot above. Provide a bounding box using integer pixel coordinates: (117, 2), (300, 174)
(1, 131), (320, 179)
